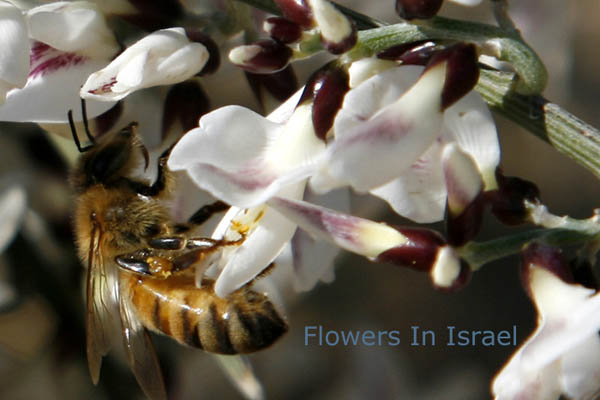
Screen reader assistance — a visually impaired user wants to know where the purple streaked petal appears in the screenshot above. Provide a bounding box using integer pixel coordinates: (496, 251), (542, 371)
(0, 51), (115, 122)
(26, 2), (119, 59)
(268, 196), (409, 258)
(311, 62), (447, 193)
(169, 97), (324, 208)
(369, 139), (446, 223)
(81, 27), (209, 101)
(290, 188), (348, 291)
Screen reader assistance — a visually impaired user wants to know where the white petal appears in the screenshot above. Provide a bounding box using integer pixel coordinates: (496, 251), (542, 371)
(0, 52), (115, 122)
(561, 335), (600, 399)
(81, 27), (208, 101)
(442, 142), (483, 215)
(0, 185), (26, 253)
(494, 268), (600, 399)
(170, 104), (323, 208)
(370, 139), (446, 223)
(443, 91), (499, 189)
(26, 2), (119, 59)
(308, 0), (353, 45)
(348, 58), (396, 88)
(0, 2), (30, 101)
(114, 51), (147, 90)
(312, 63), (446, 192)
(335, 65), (421, 131)
(290, 188), (348, 291)
(155, 43), (208, 81)
(268, 196), (409, 259)
(214, 198), (300, 298)
(212, 355), (265, 400)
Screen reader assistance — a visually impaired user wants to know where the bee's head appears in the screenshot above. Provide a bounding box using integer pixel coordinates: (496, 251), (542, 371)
(70, 122), (147, 192)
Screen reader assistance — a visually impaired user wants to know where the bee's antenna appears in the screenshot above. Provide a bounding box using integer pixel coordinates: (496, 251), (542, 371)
(69, 107), (93, 153)
(80, 98), (95, 144)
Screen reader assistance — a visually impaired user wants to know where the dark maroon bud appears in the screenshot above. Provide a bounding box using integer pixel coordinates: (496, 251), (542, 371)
(447, 192), (485, 246)
(245, 65), (298, 111)
(435, 259), (472, 293)
(377, 41), (436, 64)
(229, 39), (292, 74)
(273, 0), (314, 29)
(185, 30), (220, 75)
(375, 227), (446, 272)
(320, 23), (357, 55)
(94, 101), (123, 137)
(395, 0), (444, 20)
(521, 242), (573, 300)
(488, 168), (541, 225)
(123, 0), (183, 31)
(298, 63), (349, 141)
(426, 43), (479, 110)
(264, 17), (303, 44)
(162, 81), (210, 137)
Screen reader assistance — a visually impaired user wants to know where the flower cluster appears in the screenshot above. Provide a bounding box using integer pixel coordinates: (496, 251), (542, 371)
(0, 0), (597, 400)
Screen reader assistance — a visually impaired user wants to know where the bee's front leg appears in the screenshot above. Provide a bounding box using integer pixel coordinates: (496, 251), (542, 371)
(115, 237), (224, 278)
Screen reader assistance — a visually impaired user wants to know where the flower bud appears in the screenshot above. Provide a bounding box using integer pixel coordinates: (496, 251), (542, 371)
(185, 29), (220, 75)
(521, 242), (573, 307)
(273, 0), (314, 28)
(425, 42), (479, 110)
(268, 197), (470, 291)
(395, 0), (444, 20)
(229, 39), (292, 74)
(299, 63), (349, 141)
(264, 17), (303, 44)
(376, 227), (470, 291)
(81, 27), (209, 101)
(378, 41), (440, 66)
(488, 168), (541, 225)
(308, 0), (356, 54)
(443, 143), (485, 246)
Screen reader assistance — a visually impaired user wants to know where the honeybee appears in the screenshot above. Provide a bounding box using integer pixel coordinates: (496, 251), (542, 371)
(68, 109), (288, 400)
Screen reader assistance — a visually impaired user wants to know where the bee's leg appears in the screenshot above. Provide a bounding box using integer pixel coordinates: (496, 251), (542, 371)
(172, 201), (230, 233)
(115, 242), (219, 278)
(115, 256), (152, 275)
(187, 201), (229, 225)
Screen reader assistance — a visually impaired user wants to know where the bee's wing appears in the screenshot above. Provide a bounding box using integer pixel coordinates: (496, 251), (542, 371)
(86, 224), (120, 384)
(118, 273), (167, 400)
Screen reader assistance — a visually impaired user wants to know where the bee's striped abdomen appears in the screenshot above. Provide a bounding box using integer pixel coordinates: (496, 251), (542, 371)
(127, 275), (288, 354)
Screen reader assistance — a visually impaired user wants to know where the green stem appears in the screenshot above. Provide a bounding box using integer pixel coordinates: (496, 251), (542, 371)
(460, 228), (594, 270)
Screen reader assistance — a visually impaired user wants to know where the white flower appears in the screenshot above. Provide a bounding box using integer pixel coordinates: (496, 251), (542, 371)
(81, 27), (209, 101)
(26, 1), (120, 59)
(311, 61), (499, 223)
(169, 92), (324, 296)
(492, 244), (600, 400)
(0, 1), (118, 122)
(0, 2), (30, 104)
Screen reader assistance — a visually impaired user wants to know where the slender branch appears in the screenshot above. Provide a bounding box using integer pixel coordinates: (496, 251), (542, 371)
(459, 228), (593, 270)
(234, 0), (600, 180)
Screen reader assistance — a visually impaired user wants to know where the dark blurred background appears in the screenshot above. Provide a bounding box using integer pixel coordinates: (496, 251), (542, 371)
(0, 1), (599, 399)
